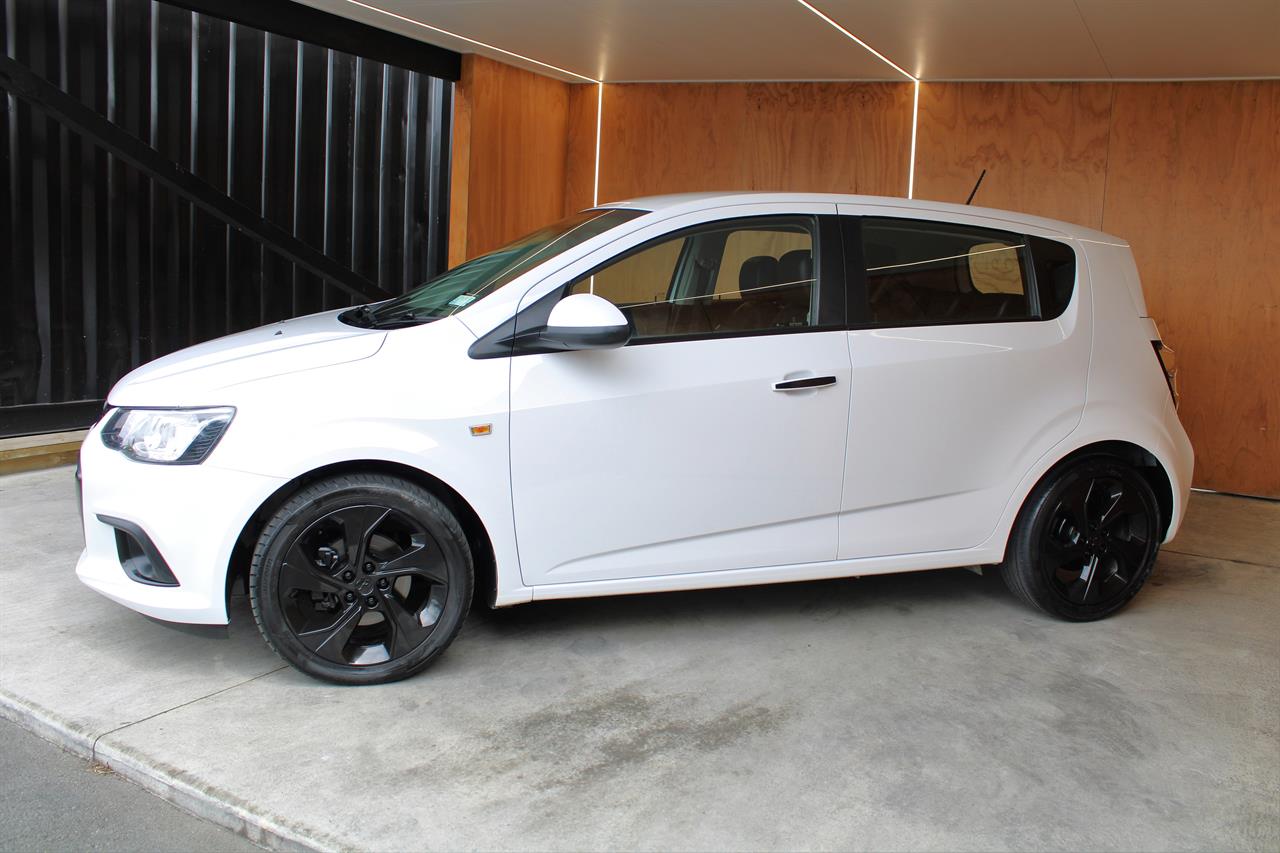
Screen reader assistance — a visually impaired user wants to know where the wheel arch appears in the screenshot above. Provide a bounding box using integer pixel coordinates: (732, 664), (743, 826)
(226, 459), (498, 616)
(1016, 439), (1175, 542)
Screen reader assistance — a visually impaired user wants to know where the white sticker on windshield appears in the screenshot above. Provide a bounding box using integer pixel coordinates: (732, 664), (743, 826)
(448, 294), (477, 308)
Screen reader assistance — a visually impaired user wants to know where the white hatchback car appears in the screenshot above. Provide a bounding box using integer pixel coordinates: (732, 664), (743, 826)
(77, 192), (1193, 683)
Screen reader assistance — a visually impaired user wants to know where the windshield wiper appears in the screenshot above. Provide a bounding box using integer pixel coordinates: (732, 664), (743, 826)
(341, 303), (426, 329)
(369, 309), (431, 329)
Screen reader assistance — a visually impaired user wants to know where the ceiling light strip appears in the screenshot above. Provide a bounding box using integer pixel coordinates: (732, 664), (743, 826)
(792, 0), (916, 82)
(908, 80), (920, 199)
(339, 0), (600, 84)
(593, 82), (604, 206)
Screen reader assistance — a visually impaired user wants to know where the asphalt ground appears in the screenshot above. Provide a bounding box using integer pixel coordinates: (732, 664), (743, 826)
(0, 716), (259, 852)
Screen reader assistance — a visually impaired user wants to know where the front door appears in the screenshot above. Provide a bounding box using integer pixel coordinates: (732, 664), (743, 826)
(509, 211), (851, 587)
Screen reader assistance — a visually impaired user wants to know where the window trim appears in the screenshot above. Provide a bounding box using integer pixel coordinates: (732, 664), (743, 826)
(617, 322), (840, 349)
(846, 214), (1070, 330)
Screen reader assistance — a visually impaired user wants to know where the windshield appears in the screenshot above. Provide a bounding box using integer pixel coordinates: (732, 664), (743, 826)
(350, 208), (646, 328)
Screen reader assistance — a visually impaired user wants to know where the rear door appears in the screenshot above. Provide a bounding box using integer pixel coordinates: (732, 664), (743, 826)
(508, 206), (851, 586)
(835, 209), (1090, 559)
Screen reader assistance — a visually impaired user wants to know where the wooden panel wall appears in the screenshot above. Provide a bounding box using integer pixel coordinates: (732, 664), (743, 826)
(563, 83), (599, 215)
(595, 82), (914, 203)
(913, 82), (1113, 226)
(1101, 82), (1279, 496)
(447, 55), (573, 265)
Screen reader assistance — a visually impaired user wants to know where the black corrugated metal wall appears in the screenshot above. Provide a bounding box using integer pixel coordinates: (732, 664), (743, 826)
(0, 0), (453, 436)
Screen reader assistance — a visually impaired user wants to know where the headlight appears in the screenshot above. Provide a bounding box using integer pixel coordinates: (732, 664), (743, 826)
(100, 407), (235, 464)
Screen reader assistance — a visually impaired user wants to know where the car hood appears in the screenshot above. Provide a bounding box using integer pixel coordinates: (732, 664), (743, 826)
(108, 309), (387, 407)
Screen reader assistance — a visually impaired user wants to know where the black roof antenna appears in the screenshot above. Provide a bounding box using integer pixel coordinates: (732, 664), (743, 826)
(965, 169), (987, 205)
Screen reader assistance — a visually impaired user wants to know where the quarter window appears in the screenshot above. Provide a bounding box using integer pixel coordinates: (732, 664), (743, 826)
(1029, 235), (1077, 320)
(861, 218), (1032, 326)
(569, 217), (819, 341)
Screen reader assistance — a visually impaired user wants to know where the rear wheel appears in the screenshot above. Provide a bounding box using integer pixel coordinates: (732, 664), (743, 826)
(250, 473), (473, 684)
(1003, 457), (1161, 621)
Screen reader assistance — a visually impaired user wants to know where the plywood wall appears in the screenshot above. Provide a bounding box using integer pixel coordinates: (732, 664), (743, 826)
(594, 82), (914, 204)
(1101, 82), (1279, 497)
(563, 83), (599, 215)
(913, 82), (1113, 226)
(448, 55), (574, 265)
(449, 56), (1278, 495)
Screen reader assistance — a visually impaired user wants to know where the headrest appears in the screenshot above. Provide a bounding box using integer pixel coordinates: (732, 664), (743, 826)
(739, 255), (778, 294)
(778, 250), (813, 284)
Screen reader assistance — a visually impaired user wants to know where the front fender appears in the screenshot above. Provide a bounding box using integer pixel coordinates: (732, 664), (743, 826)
(205, 319), (528, 606)
(212, 417), (526, 607)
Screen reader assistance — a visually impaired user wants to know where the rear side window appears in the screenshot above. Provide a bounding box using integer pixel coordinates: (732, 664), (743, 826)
(861, 218), (1031, 326)
(1029, 236), (1076, 320)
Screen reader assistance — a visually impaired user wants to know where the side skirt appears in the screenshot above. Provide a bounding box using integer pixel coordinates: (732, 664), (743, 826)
(526, 545), (1007, 602)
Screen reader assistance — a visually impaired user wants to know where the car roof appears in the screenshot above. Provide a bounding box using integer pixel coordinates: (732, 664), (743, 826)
(597, 191), (1127, 246)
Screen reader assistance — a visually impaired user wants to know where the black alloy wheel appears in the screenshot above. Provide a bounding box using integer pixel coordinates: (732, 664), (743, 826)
(250, 474), (472, 684)
(1003, 457), (1161, 621)
(279, 505), (448, 664)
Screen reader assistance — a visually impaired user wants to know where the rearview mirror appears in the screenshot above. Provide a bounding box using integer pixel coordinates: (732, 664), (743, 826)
(539, 293), (631, 351)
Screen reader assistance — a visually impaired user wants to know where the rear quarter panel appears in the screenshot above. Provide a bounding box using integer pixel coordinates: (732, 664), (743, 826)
(983, 240), (1192, 551)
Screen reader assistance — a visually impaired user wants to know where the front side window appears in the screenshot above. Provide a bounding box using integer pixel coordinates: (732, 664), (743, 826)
(569, 217), (819, 341)
(350, 208), (646, 327)
(861, 218), (1032, 326)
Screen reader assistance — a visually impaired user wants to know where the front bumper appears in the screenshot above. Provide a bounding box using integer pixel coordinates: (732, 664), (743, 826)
(76, 423), (286, 624)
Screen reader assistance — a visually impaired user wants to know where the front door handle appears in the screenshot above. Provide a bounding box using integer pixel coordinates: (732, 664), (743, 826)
(773, 375), (837, 391)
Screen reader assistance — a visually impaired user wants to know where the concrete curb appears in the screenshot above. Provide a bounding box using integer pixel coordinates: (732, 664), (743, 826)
(0, 691), (96, 758)
(0, 690), (342, 853)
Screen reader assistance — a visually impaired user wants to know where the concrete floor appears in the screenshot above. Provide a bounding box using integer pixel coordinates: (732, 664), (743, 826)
(1, 466), (1276, 852)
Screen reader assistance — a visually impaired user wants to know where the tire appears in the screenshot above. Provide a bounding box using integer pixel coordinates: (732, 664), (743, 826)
(249, 473), (473, 684)
(1002, 456), (1161, 621)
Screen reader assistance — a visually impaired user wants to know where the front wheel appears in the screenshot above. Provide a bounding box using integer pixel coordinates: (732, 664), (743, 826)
(1002, 457), (1162, 621)
(249, 473), (473, 684)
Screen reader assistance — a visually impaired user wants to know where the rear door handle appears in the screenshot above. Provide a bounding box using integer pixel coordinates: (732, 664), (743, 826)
(773, 375), (837, 391)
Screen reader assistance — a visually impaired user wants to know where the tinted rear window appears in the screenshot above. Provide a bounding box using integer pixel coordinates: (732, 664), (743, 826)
(861, 217), (1031, 326)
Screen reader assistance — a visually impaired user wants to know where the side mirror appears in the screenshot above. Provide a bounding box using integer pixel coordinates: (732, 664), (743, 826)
(539, 293), (631, 351)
